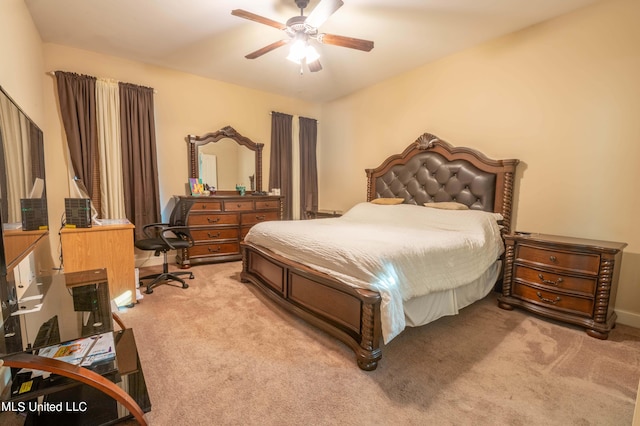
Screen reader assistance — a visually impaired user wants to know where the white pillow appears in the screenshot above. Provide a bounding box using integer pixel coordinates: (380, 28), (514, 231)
(423, 202), (469, 210)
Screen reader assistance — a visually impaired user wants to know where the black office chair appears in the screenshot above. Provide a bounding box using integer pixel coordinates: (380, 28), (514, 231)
(135, 200), (194, 294)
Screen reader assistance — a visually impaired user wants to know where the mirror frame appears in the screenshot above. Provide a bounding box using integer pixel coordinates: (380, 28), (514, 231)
(187, 126), (264, 193)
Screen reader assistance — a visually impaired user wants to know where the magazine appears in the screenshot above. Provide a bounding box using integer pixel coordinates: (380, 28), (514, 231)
(37, 332), (115, 366)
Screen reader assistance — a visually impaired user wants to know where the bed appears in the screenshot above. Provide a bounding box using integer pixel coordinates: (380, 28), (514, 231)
(240, 132), (519, 370)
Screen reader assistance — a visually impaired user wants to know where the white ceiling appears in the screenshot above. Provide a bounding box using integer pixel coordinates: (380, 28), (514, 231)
(25, 0), (601, 103)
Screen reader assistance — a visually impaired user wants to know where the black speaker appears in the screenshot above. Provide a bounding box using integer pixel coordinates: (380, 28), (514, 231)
(20, 198), (49, 231)
(65, 198), (92, 228)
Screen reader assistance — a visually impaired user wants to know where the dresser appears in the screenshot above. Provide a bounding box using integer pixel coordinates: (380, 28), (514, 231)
(498, 233), (626, 339)
(176, 195), (283, 267)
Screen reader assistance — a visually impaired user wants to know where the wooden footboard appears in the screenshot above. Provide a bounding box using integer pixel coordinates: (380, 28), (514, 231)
(240, 242), (382, 370)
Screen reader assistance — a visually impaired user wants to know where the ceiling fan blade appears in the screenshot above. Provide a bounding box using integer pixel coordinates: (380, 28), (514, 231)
(308, 59), (322, 73)
(231, 9), (287, 30)
(245, 40), (288, 59)
(305, 0), (344, 29)
(317, 33), (374, 52)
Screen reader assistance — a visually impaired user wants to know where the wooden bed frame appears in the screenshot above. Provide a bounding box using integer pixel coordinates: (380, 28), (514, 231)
(240, 132), (519, 370)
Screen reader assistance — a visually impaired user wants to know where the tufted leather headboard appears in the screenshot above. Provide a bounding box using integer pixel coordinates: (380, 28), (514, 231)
(366, 133), (519, 234)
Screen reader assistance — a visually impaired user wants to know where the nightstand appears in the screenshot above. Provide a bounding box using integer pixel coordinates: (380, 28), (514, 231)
(305, 209), (342, 219)
(498, 232), (626, 339)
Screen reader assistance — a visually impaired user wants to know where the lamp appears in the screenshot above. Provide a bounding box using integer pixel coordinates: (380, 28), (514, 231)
(286, 34), (320, 64)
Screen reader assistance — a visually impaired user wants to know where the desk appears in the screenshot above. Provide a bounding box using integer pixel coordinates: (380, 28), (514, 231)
(0, 269), (150, 425)
(60, 223), (136, 306)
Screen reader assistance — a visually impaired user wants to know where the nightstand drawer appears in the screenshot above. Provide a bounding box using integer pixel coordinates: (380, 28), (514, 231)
(188, 213), (239, 226)
(512, 283), (594, 317)
(517, 245), (600, 275)
(514, 265), (597, 295)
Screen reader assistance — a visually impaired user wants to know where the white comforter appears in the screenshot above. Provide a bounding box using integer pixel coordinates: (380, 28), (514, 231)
(245, 202), (504, 343)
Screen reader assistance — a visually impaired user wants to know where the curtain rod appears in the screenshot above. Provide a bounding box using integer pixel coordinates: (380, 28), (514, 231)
(269, 111), (318, 123)
(47, 71), (157, 94)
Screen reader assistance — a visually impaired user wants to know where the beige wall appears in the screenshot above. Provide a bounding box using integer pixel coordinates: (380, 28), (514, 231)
(0, 0), (44, 126)
(318, 0), (640, 325)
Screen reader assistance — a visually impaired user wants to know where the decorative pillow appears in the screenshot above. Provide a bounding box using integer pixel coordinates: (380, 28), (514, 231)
(370, 198), (404, 205)
(423, 202), (469, 210)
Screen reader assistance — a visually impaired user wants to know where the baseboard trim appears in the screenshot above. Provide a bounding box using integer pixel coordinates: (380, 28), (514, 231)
(615, 308), (640, 329)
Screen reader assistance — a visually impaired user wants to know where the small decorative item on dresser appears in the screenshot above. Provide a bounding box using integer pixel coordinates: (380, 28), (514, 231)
(498, 232), (627, 339)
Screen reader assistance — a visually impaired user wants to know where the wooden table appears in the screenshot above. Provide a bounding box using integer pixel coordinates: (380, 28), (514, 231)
(60, 223), (136, 306)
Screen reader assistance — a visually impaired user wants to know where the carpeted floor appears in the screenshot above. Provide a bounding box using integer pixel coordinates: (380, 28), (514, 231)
(118, 261), (640, 425)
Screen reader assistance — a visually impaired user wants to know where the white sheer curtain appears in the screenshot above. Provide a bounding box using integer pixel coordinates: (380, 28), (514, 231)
(96, 78), (126, 219)
(291, 116), (301, 220)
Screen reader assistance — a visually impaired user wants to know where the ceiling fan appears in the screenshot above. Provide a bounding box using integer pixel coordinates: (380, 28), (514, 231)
(231, 0), (374, 73)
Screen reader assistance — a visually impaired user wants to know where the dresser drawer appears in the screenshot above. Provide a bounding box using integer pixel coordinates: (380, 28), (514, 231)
(188, 213), (239, 226)
(224, 200), (254, 211)
(512, 283), (593, 317)
(190, 228), (239, 242)
(241, 211), (279, 226)
(256, 200), (279, 210)
(516, 245), (600, 275)
(191, 201), (222, 212)
(513, 265), (597, 295)
(189, 242), (240, 257)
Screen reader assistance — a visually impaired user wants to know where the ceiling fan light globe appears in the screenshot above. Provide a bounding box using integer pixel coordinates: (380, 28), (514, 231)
(286, 51), (303, 64)
(305, 46), (320, 63)
(287, 39), (308, 64)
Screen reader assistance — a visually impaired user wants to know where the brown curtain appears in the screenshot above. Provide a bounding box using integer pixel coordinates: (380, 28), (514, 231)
(55, 71), (98, 205)
(269, 112), (293, 220)
(299, 116), (318, 218)
(119, 83), (161, 239)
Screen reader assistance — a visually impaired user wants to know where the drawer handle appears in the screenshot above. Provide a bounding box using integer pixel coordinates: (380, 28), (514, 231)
(237, 203), (242, 208)
(536, 292), (561, 305)
(207, 232), (221, 238)
(256, 215), (266, 220)
(549, 255), (557, 262)
(537, 273), (563, 286)
(200, 204), (206, 209)
(264, 203), (271, 207)
(208, 246), (221, 253)
(207, 217), (220, 224)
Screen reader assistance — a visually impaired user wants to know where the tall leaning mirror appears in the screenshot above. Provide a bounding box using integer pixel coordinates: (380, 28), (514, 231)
(187, 126), (264, 193)
(0, 85), (47, 272)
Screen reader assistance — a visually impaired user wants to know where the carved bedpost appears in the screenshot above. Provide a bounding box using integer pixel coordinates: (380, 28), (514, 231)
(593, 256), (615, 325)
(365, 170), (374, 202)
(498, 240), (516, 310)
(501, 170), (516, 235)
(355, 289), (382, 371)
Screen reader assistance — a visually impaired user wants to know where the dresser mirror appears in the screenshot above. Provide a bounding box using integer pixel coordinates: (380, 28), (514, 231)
(188, 126), (263, 193)
(0, 85), (47, 272)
